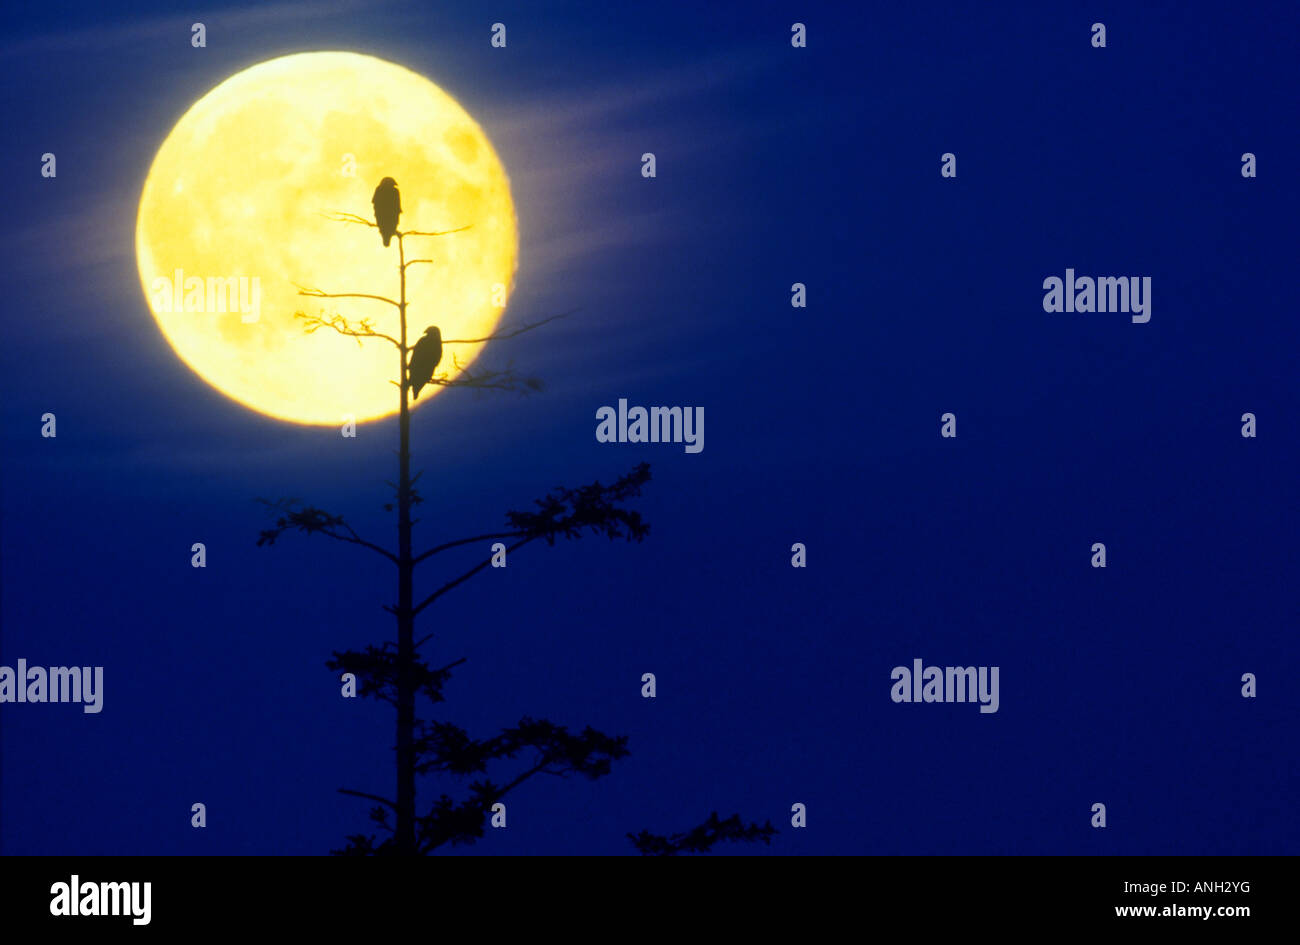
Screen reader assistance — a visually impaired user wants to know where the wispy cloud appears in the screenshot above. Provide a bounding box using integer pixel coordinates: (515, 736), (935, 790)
(483, 46), (776, 137)
(1, 192), (135, 275)
(0, 0), (388, 59)
(5, 15), (786, 388)
(484, 46), (786, 297)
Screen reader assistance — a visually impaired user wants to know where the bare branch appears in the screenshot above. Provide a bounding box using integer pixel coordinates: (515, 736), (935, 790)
(320, 210), (376, 228)
(423, 354), (544, 396)
(295, 283), (401, 310)
(294, 311), (401, 349)
(413, 531), (527, 566)
(402, 225), (472, 238)
(318, 210), (470, 242)
(412, 536), (537, 630)
(327, 520), (400, 564)
(443, 309), (577, 345)
(338, 789), (397, 810)
(493, 758), (552, 799)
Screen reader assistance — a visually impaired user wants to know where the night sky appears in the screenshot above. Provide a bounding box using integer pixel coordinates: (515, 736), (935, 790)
(2, 0), (1297, 855)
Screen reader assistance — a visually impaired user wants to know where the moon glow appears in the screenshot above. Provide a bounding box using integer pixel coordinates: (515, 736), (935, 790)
(135, 51), (518, 424)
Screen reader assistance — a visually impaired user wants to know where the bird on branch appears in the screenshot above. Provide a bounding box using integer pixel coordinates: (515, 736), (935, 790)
(372, 177), (401, 247)
(408, 326), (443, 400)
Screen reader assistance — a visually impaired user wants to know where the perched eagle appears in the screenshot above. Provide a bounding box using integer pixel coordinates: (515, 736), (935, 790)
(408, 326), (443, 400)
(372, 177), (401, 247)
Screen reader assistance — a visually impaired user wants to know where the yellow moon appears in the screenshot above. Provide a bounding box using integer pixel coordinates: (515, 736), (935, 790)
(135, 51), (517, 424)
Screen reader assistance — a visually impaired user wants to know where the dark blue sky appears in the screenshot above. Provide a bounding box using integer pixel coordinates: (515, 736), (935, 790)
(2, 0), (1297, 855)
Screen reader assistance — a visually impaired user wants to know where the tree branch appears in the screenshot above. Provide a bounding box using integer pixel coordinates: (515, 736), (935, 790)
(338, 789), (396, 810)
(256, 499), (398, 564)
(413, 531), (527, 566)
(327, 649), (464, 708)
(425, 355), (544, 396)
(410, 719), (629, 853)
(323, 520), (400, 564)
(412, 536), (537, 629)
(628, 812), (777, 856)
(320, 210), (377, 228)
(411, 463), (651, 634)
(442, 309), (577, 345)
(295, 310), (401, 349)
(319, 210), (472, 242)
(295, 283), (401, 310)
(492, 758), (551, 800)
(402, 225), (473, 238)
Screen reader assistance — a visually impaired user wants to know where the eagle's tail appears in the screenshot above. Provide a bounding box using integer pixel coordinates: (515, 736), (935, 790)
(383, 233), (392, 247)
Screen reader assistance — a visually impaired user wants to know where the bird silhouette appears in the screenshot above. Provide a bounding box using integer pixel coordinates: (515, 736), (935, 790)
(408, 326), (443, 400)
(372, 177), (401, 247)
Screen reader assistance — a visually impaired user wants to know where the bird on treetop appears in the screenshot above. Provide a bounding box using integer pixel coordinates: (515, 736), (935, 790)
(408, 326), (443, 400)
(372, 177), (401, 247)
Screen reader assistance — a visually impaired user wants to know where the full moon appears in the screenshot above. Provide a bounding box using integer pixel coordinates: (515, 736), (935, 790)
(136, 51), (518, 424)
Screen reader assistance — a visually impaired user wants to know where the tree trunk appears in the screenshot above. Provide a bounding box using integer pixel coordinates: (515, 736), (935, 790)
(395, 233), (416, 854)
